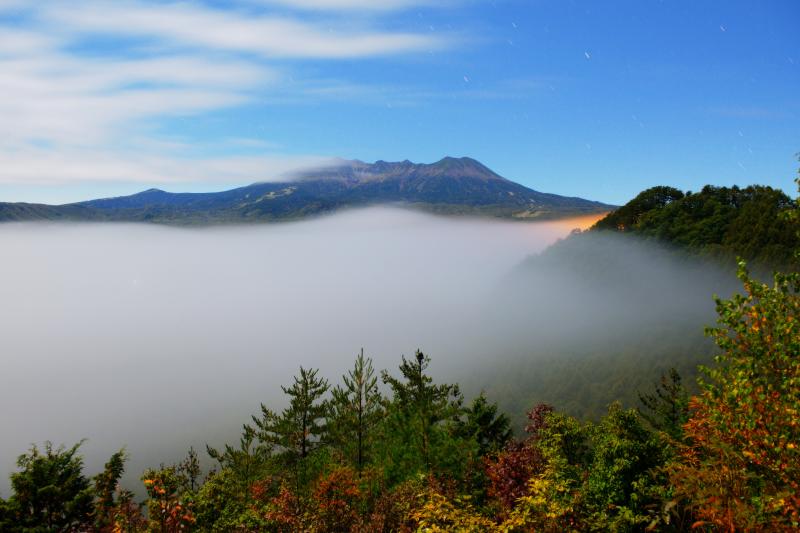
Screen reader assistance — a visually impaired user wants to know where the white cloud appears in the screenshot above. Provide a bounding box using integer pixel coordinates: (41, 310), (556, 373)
(0, 146), (336, 186)
(0, 48), (273, 144)
(44, 1), (444, 59)
(0, 1), (449, 192)
(0, 28), (58, 54)
(251, 0), (445, 11)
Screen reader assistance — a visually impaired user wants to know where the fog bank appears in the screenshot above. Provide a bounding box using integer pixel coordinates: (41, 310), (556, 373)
(0, 208), (741, 492)
(0, 208), (592, 493)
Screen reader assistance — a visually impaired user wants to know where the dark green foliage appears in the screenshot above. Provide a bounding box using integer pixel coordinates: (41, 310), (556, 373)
(505, 405), (672, 531)
(455, 392), (512, 457)
(207, 425), (271, 492)
(584, 405), (671, 530)
(328, 349), (385, 471)
(595, 186), (684, 231)
(194, 468), (272, 531)
(594, 184), (799, 268)
(250, 366), (329, 484)
(379, 350), (473, 484)
(3, 441), (94, 532)
(93, 449), (127, 530)
(200, 426), (275, 529)
(638, 368), (690, 439)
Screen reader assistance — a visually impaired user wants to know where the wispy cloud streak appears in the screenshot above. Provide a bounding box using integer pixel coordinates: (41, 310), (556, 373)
(0, 0), (451, 192)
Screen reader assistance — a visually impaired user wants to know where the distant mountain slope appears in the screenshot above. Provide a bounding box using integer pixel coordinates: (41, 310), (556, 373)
(0, 157), (613, 224)
(592, 184), (799, 269)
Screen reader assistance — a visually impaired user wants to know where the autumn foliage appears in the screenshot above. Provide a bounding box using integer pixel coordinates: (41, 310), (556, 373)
(671, 263), (800, 530)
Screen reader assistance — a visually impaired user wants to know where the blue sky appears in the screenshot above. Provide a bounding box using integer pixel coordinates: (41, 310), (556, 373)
(0, 0), (797, 205)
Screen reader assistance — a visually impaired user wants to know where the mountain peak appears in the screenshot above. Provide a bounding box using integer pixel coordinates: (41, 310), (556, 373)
(434, 156), (477, 165)
(422, 156), (506, 182)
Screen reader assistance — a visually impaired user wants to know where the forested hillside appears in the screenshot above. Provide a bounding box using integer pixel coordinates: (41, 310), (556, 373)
(593, 184), (799, 269)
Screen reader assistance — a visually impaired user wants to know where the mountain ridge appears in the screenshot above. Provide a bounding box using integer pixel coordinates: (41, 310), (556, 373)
(0, 157), (614, 224)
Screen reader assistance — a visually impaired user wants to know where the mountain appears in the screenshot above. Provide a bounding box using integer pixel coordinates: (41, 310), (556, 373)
(0, 157), (613, 224)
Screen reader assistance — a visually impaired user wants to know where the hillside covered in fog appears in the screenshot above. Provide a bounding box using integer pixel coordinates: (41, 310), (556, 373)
(470, 183), (799, 421)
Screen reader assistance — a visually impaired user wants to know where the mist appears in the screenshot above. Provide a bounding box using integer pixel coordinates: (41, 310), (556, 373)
(0, 208), (737, 493)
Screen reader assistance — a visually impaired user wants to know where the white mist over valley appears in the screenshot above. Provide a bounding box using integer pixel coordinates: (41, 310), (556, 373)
(0, 208), (602, 492)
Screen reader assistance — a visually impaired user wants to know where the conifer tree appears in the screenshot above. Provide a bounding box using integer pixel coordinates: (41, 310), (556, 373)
(328, 348), (384, 472)
(637, 368), (689, 439)
(5, 441), (94, 531)
(456, 392), (512, 457)
(177, 446), (202, 493)
(250, 367), (330, 481)
(380, 350), (465, 479)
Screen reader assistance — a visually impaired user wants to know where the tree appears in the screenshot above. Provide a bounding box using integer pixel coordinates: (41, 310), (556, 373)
(484, 403), (552, 513)
(199, 422), (274, 529)
(637, 368), (690, 440)
(207, 424), (270, 492)
(177, 447), (202, 493)
(671, 261), (800, 530)
(583, 404), (670, 531)
(251, 366), (330, 482)
(93, 448), (127, 531)
(456, 392), (512, 457)
(594, 186), (684, 231)
(308, 466), (364, 532)
(328, 348), (384, 472)
(593, 184), (799, 268)
(502, 410), (589, 532)
(4, 441), (94, 531)
(142, 465), (196, 532)
(194, 467), (273, 532)
(380, 350), (466, 480)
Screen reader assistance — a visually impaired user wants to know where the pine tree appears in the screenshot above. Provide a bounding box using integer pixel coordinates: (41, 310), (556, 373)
(380, 350), (465, 479)
(177, 447), (202, 493)
(637, 368), (689, 439)
(251, 367), (330, 481)
(329, 348), (384, 472)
